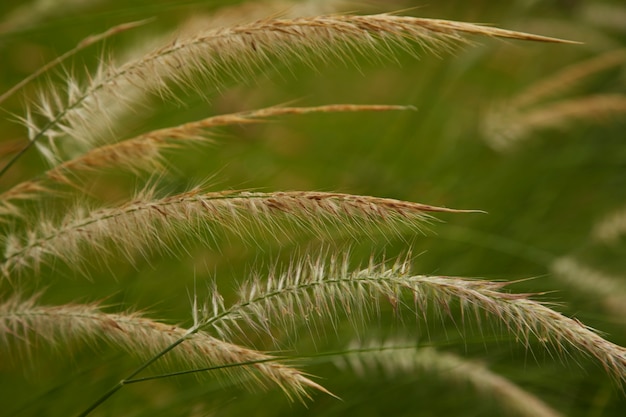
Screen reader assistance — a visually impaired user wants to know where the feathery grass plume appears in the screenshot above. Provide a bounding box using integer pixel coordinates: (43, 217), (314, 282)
(0, 294), (327, 401)
(199, 254), (626, 385)
(0, 104), (411, 219)
(336, 341), (563, 417)
(551, 257), (626, 319)
(23, 13), (574, 170)
(513, 94), (626, 127)
(593, 206), (626, 244)
(6, 0), (352, 171)
(0, 189), (473, 278)
(0, 19), (151, 179)
(482, 50), (626, 151)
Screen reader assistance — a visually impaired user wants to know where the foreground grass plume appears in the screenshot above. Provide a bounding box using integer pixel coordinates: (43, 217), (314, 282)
(0, 297), (325, 397)
(0, 104), (412, 218)
(0, 294), (326, 401)
(1, 189), (475, 278)
(12, 13), (574, 171)
(201, 254), (626, 385)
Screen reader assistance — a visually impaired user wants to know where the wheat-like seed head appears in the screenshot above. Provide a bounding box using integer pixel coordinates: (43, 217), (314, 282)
(0, 189), (473, 278)
(0, 104), (411, 219)
(27, 14), (573, 162)
(0, 294), (328, 401)
(200, 254), (626, 385)
(4, 5), (620, 413)
(4, 0), (349, 158)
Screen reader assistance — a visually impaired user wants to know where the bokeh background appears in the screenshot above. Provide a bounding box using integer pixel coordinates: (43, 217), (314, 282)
(1, 0), (625, 416)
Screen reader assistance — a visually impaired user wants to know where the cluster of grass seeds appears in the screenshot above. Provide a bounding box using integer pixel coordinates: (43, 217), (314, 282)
(0, 2), (625, 416)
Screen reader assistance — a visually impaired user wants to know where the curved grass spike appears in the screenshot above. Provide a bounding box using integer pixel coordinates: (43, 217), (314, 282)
(0, 294), (329, 406)
(0, 189), (478, 278)
(0, 104), (413, 219)
(511, 49), (626, 109)
(484, 94), (626, 151)
(199, 254), (626, 385)
(0, 19), (152, 179)
(77, 252), (626, 415)
(5, 14), (576, 180)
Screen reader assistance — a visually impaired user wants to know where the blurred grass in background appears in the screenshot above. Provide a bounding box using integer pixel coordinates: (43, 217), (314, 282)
(1, 0), (625, 416)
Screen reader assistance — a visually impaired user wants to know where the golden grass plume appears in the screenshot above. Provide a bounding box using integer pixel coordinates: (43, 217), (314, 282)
(24, 13), (573, 165)
(1, 189), (474, 278)
(0, 293), (327, 401)
(199, 253), (626, 385)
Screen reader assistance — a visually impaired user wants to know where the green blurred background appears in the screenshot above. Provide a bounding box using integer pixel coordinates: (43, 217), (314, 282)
(0, 0), (625, 416)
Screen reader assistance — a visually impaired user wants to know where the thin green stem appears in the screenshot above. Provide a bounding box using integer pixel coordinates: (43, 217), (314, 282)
(75, 273), (372, 416)
(125, 356), (289, 384)
(0, 142), (35, 179)
(124, 338), (512, 384)
(77, 327), (196, 417)
(124, 346), (418, 384)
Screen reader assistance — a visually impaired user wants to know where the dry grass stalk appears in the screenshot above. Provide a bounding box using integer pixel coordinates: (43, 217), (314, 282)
(337, 342), (563, 417)
(0, 104), (410, 218)
(521, 18), (620, 52)
(22, 1), (350, 159)
(0, 294), (327, 400)
(4, 6), (621, 412)
(551, 257), (626, 319)
(201, 254), (626, 385)
(27, 13), (573, 164)
(1, 190), (473, 277)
